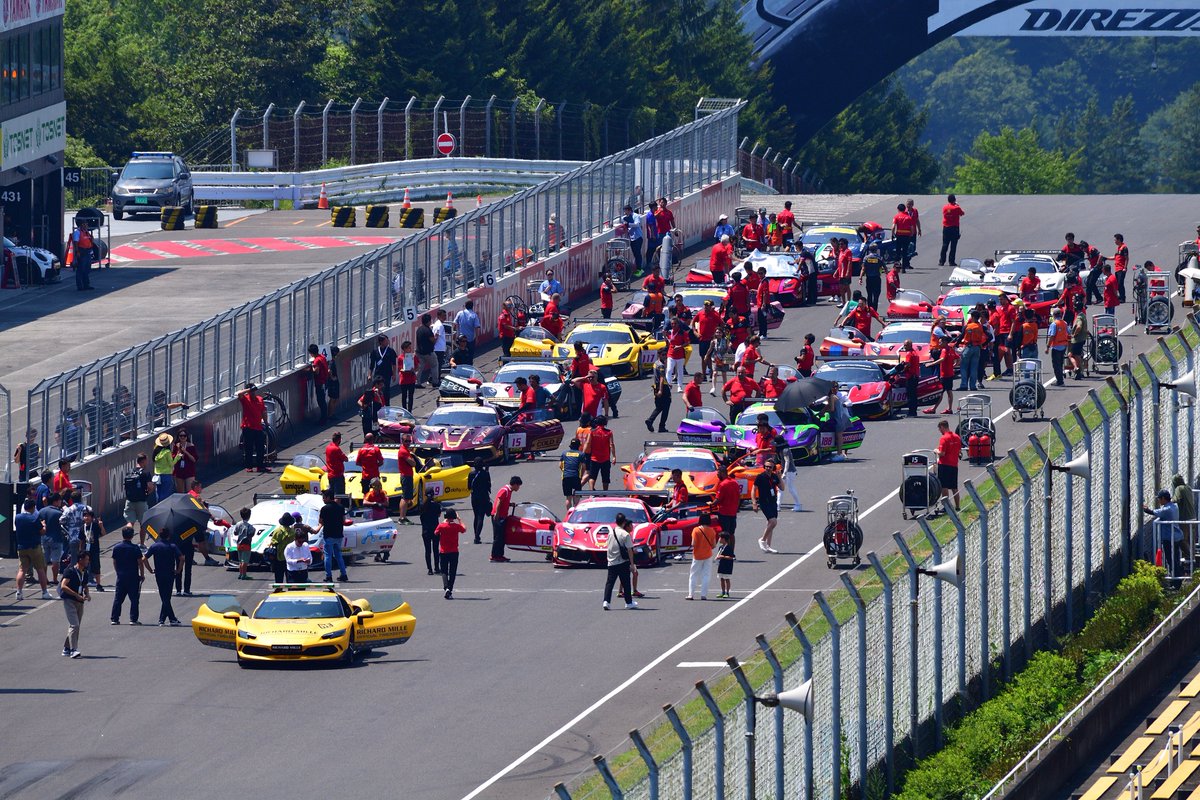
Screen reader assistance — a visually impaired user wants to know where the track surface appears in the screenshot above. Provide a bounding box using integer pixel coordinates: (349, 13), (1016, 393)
(0, 194), (1193, 800)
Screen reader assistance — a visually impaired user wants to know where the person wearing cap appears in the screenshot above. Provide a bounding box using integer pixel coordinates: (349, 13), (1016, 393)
(418, 487), (443, 575)
(490, 476), (522, 562)
(152, 433), (182, 502)
(109, 525), (143, 625)
(143, 528), (183, 625)
(436, 509), (466, 599)
(1143, 489), (1182, 574)
(1045, 308), (1069, 385)
(714, 213), (735, 243)
(266, 513), (296, 584)
(539, 268), (564, 304)
(236, 383), (269, 473)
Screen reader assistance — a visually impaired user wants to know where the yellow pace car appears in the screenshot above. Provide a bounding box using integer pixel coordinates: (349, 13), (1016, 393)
(278, 443), (470, 508)
(192, 584), (415, 666)
(510, 319), (687, 379)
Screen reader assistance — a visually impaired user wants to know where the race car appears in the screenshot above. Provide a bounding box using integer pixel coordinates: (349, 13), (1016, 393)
(620, 442), (766, 501)
(814, 359), (943, 418)
(803, 223), (896, 297)
(887, 289), (935, 320)
(932, 285), (1011, 328)
(624, 284), (724, 317)
(513, 319), (679, 379)
(410, 398), (564, 463)
(862, 321), (935, 358)
(949, 252), (1066, 292)
(279, 443), (470, 508)
(192, 583), (415, 666)
(207, 493), (399, 567)
(7, 236), (63, 283)
(375, 406), (418, 442)
(717, 401), (867, 463)
(732, 251), (806, 304)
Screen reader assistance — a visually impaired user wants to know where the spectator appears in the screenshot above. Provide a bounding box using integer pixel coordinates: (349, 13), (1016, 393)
(59, 552), (90, 657)
(602, 512), (638, 610)
(539, 269), (564, 302)
(39, 492), (66, 583)
(1143, 489), (1182, 574)
(325, 432), (348, 497)
(398, 341), (418, 410)
(621, 205), (644, 276)
(307, 344), (330, 423)
(147, 390), (188, 429)
(358, 377), (387, 435)
(122, 453), (153, 546)
(14, 499), (51, 600)
(454, 300), (482, 361)
(1068, 309), (1088, 380)
(935, 420), (962, 512)
(326, 345), (342, 417)
(109, 525), (143, 625)
(437, 509), (466, 599)
(34, 469), (52, 509)
(369, 333), (398, 405)
(13, 428), (39, 482)
(230, 507), (255, 581)
(60, 490), (87, 561)
(713, 213), (735, 243)
(825, 385), (851, 462)
(419, 488), (442, 576)
(687, 513), (718, 600)
(55, 408), (82, 462)
(416, 313), (438, 387)
(469, 458), (492, 544)
(490, 476), (522, 563)
(284, 528), (311, 583)
(236, 384), (269, 474)
(143, 531), (183, 625)
(644, 204), (660, 271)
(710, 325), (732, 394)
(431, 309), (448, 371)
(1174, 474), (1196, 525)
(171, 428), (198, 494)
(81, 509), (106, 591)
(715, 530), (735, 598)
(267, 513), (295, 584)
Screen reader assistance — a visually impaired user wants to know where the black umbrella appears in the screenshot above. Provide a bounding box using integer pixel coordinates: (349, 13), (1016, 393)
(143, 493), (212, 541)
(774, 377), (835, 414)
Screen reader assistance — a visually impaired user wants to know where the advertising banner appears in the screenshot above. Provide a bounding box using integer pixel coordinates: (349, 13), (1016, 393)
(934, 1), (1200, 36)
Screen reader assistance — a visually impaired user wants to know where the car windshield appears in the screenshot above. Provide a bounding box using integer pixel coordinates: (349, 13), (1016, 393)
(815, 363), (884, 384)
(734, 408), (783, 427)
(995, 260), (1057, 275)
(750, 259), (801, 278)
(345, 454), (400, 474)
(566, 328), (634, 346)
(876, 327), (928, 343)
(121, 162), (173, 180)
(251, 504), (319, 527)
(568, 505), (650, 524)
(425, 406), (499, 426)
(894, 290), (929, 304)
(494, 364), (561, 385)
(518, 325), (554, 341)
(253, 597), (345, 620)
(801, 228), (854, 248)
(378, 407), (415, 424)
(943, 292), (999, 307)
(640, 452), (717, 472)
(685, 407), (726, 424)
(678, 293), (720, 309)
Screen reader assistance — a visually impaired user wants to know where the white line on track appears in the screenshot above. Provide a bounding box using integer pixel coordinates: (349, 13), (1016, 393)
(677, 661), (728, 668)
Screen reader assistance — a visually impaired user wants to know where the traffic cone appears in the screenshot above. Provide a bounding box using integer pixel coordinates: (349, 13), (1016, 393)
(476, 195), (482, 211)
(317, 183), (329, 210)
(445, 191), (454, 209)
(402, 187), (411, 209)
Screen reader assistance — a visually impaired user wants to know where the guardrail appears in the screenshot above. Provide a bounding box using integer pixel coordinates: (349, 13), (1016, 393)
(190, 157), (585, 205)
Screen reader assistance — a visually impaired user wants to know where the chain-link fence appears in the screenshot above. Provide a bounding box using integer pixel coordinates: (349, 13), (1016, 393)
(27, 104), (743, 469)
(555, 317), (1200, 800)
(738, 137), (824, 194)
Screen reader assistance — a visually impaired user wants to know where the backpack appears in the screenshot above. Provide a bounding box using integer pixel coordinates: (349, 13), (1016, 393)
(124, 470), (147, 501)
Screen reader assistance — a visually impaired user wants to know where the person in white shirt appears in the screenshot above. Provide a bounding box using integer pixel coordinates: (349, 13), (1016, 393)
(431, 309), (448, 371)
(283, 530), (312, 583)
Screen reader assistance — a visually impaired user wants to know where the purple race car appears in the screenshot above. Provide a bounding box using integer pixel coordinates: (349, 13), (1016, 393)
(677, 403), (867, 464)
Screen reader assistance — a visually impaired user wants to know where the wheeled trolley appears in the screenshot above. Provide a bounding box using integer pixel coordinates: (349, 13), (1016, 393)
(1089, 313), (1121, 373)
(604, 237), (635, 288)
(955, 394), (996, 465)
(1143, 272), (1173, 334)
(1010, 358), (1046, 420)
(899, 450), (942, 520)
(824, 490), (863, 568)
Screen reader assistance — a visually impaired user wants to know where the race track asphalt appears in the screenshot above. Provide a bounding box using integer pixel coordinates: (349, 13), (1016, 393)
(0, 193), (1193, 800)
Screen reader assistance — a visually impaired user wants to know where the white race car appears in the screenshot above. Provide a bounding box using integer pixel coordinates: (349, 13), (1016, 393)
(949, 252), (1067, 292)
(7, 237), (63, 283)
(208, 493), (398, 568)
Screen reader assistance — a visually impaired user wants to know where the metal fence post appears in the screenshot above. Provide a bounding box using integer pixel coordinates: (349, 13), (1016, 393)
(534, 98), (545, 160)
(1009, 449), (1034, 661)
(1071, 404), (1096, 614)
(553, 783), (574, 800)
(629, 729), (658, 800)
(784, 611), (814, 800)
(261, 103), (274, 151)
(727, 657), (759, 799)
(557, 101), (566, 160)
(349, 97), (362, 165)
(484, 95), (496, 157)
(292, 101), (305, 171)
(893, 534), (922, 760)
(459, 95), (471, 156)
(1140, 353), (1162, 491)
(321, 99), (334, 166)
(664, 704), (693, 800)
(376, 97), (389, 162)
(1028, 434), (1055, 641)
(940, 505), (969, 699)
(815, 592), (842, 800)
(432, 95), (445, 153)
(840, 574), (869, 787)
(404, 96), (416, 160)
(867, 550), (896, 794)
(593, 755), (623, 800)
(1050, 419), (1076, 633)
(1159, 338), (1181, 474)
(695, 681), (726, 800)
(510, 99), (518, 158)
(1088, 388), (1114, 592)
(1124, 368), (1142, 571)
(229, 108), (241, 170)
(963, 480), (992, 699)
(985, 464), (1013, 680)
(755, 635), (785, 800)
(918, 518), (946, 747)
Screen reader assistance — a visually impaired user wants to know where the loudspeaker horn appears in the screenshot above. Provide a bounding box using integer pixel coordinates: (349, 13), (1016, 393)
(1165, 370), (1197, 399)
(758, 678), (814, 719)
(918, 554), (964, 589)
(1050, 451), (1090, 480)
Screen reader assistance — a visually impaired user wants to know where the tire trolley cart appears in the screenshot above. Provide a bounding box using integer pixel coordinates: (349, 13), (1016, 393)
(823, 490), (863, 568)
(1089, 313), (1121, 374)
(1010, 358), (1046, 420)
(899, 450), (942, 520)
(956, 394), (996, 466)
(1143, 272), (1173, 334)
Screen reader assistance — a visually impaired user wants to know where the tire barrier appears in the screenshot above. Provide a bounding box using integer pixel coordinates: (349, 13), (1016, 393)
(194, 205), (218, 229)
(433, 206), (458, 225)
(365, 205), (389, 228)
(331, 206), (356, 228)
(160, 206), (185, 231)
(397, 207), (424, 229)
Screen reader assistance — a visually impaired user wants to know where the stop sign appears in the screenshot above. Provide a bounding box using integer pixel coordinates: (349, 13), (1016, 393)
(436, 133), (456, 156)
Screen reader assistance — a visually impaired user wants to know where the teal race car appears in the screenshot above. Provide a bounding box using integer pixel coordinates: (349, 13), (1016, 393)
(718, 401), (867, 464)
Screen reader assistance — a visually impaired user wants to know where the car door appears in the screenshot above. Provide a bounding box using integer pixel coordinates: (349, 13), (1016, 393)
(505, 502), (559, 552)
(191, 595), (244, 650)
(352, 593), (416, 648)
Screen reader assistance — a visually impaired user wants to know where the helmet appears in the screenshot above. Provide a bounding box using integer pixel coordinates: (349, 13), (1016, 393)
(868, 242), (879, 251)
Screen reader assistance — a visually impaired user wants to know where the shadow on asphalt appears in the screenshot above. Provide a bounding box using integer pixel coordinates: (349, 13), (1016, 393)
(0, 265), (177, 335)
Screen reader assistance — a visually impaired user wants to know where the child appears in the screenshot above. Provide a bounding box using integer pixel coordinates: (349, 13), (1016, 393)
(715, 530), (735, 598)
(436, 509), (466, 599)
(233, 507), (254, 580)
(560, 439), (584, 511)
(398, 340), (417, 410)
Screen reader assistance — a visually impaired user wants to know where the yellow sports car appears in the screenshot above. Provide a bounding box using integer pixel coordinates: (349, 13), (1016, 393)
(511, 319), (687, 379)
(278, 443), (469, 508)
(192, 584), (415, 666)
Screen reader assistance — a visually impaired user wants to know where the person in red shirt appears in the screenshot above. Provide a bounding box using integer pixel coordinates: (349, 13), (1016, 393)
(1019, 268), (1041, 302)
(1112, 233), (1129, 303)
(306, 344), (330, 424)
(740, 219), (761, 252)
(541, 293), (565, 339)
(846, 292), (885, 338)
(667, 468), (689, 510)
(52, 459), (73, 495)
(935, 419), (962, 511)
(776, 201), (796, 247)
(1060, 232), (1085, 266)
(905, 198), (922, 238)
(714, 466), (741, 535)
(751, 413), (775, 467)
(666, 322), (689, 389)
(693, 298), (722, 381)
(939, 194), (965, 267)
(489, 475), (522, 562)
(795, 333), (816, 377)
(927, 342), (959, 414)
(582, 416), (616, 490)
(995, 295), (1018, 375)
(896, 340), (922, 417)
(236, 383), (268, 473)
(760, 365), (786, 399)
(325, 432), (349, 497)
(684, 371), (704, 410)
(1102, 263), (1120, 315)
(436, 509), (465, 598)
(886, 262), (902, 302)
(655, 197), (675, 238)
(355, 432), (385, 483)
(833, 240), (854, 303)
(642, 265), (666, 296)
(709, 235), (733, 283)
(743, 266), (762, 293)
(722, 366), (760, 418)
(891, 203), (916, 272)
(599, 272), (615, 320)
(397, 341), (418, 412)
(573, 370), (610, 418)
(570, 342), (593, 379)
(753, 266), (772, 337)
(726, 274), (750, 316)
(739, 335), (767, 378)
(499, 301), (518, 357)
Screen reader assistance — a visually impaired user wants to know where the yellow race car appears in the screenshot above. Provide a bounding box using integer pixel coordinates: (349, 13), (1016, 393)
(192, 584), (415, 666)
(278, 442), (469, 509)
(511, 318), (687, 379)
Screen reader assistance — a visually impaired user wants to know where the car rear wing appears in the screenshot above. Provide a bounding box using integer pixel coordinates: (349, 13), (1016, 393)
(815, 353), (896, 364)
(995, 249), (1060, 257)
(681, 283), (729, 291)
(572, 489), (672, 507)
(797, 220), (865, 228)
(641, 439), (739, 454)
(498, 355), (571, 364)
(269, 582), (338, 593)
(572, 317), (656, 330)
(350, 439), (419, 450)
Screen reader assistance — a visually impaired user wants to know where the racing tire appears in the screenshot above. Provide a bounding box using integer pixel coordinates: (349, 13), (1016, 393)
(1091, 335), (1122, 365)
(504, 294), (528, 318)
(1009, 382), (1046, 411)
(343, 631), (357, 665)
(380, 551), (390, 562)
(1146, 298), (1173, 328)
(605, 256), (631, 287)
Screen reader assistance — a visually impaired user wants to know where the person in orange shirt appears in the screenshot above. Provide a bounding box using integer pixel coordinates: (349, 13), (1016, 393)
(687, 512), (718, 600)
(958, 310), (987, 392)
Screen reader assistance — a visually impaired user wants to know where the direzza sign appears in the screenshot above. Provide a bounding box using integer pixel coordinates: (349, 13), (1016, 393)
(1, 0), (63, 33)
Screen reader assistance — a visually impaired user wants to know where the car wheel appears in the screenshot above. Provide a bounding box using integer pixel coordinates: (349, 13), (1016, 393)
(501, 439), (511, 464)
(113, 208), (124, 221)
(237, 652), (252, 669)
(343, 631), (356, 664)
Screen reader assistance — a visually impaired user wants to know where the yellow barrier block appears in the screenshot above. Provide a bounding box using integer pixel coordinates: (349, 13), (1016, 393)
(365, 205), (389, 228)
(331, 206), (356, 228)
(160, 206), (185, 231)
(397, 208), (424, 229)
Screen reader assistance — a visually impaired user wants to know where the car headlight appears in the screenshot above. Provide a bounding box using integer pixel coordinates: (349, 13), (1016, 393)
(321, 628), (348, 640)
(238, 629), (257, 640)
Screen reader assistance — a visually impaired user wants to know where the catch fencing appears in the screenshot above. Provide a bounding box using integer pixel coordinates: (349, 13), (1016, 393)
(738, 137), (825, 195)
(554, 319), (1200, 800)
(26, 103), (743, 474)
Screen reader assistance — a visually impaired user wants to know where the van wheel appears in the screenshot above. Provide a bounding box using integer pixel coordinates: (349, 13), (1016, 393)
(113, 208), (124, 221)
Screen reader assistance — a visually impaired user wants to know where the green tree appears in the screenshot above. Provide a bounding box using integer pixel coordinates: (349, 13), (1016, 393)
(952, 127), (1080, 194)
(1140, 82), (1200, 192)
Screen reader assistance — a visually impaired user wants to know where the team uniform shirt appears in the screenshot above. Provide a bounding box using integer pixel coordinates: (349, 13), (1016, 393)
(684, 381), (703, 407)
(996, 304), (1017, 335)
(886, 268), (901, 301)
(760, 377), (786, 399)
(740, 222), (761, 250)
(642, 274), (666, 295)
(238, 393), (265, 430)
(394, 445), (415, 477)
(570, 353), (593, 379)
(942, 203), (964, 228)
(355, 445), (385, 480)
(671, 482), (689, 508)
(492, 485), (514, 519)
(834, 249), (853, 281)
(904, 349), (921, 379)
(726, 282), (750, 315)
(938, 431), (962, 467)
(498, 309), (517, 339)
(938, 346), (959, 379)
(325, 443), (348, 477)
(796, 345), (815, 373)
(310, 353), (329, 387)
(715, 478), (741, 516)
(892, 211), (915, 237)
(599, 282), (613, 311)
(667, 330), (688, 359)
(53, 470), (73, 495)
(588, 427), (614, 463)
(723, 376), (759, 405)
(1113, 244), (1129, 273)
(847, 305), (883, 337)
(755, 279), (770, 311)
(655, 207), (675, 236)
(694, 308), (721, 342)
(709, 242), (733, 276)
(739, 344), (762, 377)
(1104, 275), (1120, 307)
(776, 208), (795, 237)
(581, 382), (608, 417)
(436, 521), (465, 554)
(1019, 275), (1041, 300)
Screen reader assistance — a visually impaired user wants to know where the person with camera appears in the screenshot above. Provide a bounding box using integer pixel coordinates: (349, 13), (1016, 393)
(123, 453), (154, 547)
(602, 513), (638, 611)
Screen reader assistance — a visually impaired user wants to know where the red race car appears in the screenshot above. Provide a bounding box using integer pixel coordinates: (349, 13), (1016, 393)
(886, 289), (935, 320)
(814, 358), (943, 419)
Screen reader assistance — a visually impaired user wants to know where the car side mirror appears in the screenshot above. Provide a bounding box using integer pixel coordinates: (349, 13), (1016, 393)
(110, 171), (119, 180)
(621, 465), (632, 473)
(222, 612), (240, 621)
(356, 611), (375, 624)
